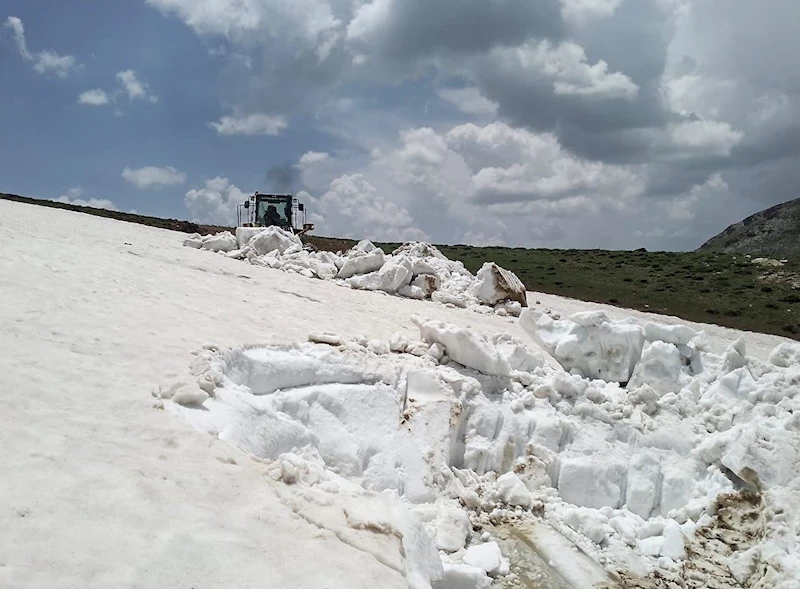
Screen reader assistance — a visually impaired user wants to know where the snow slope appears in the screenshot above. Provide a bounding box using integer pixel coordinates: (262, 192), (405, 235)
(0, 198), (796, 589)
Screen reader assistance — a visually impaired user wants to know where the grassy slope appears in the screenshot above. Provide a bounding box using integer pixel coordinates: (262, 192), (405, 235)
(4, 193), (799, 340)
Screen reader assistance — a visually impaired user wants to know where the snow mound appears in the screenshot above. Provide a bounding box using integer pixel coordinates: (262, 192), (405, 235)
(186, 234), (526, 314)
(163, 314), (800, 589)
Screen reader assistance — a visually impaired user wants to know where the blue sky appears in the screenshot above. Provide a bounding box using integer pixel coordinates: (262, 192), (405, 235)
(3, 0), (799, 250)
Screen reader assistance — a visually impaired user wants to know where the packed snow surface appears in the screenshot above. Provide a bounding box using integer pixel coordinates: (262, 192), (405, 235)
(2, 198), (799, 589)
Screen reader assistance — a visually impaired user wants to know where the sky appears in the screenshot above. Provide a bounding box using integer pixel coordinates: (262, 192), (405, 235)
(2, 0), (799, 251)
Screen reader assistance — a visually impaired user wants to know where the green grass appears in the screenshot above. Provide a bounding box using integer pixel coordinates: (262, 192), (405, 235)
(4, 193), (799, 341)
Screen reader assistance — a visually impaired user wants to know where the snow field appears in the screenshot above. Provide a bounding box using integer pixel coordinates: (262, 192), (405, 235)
(3, 199), (798, 589)
(162, 305), (800, 588)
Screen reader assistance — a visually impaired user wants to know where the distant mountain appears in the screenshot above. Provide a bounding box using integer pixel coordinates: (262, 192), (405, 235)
(699, 197), (800, 259)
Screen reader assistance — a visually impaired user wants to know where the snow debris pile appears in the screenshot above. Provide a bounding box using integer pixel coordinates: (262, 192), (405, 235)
(184, 227), (527, 315)
(159, 312), (800, 589)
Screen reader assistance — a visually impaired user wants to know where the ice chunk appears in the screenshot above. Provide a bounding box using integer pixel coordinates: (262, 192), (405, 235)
(435, 508), (470, 552)
(398, 285), (426, 299)
(337, 248), (386, 279)
(462, 541), (506, 576)
(435, 563), (492, 589)
(471, 262), (527, 307)
(638, 535), (664, 557)
(411, 316), (511, 376)
(768, 342), (800, 368)
(520, 309), (645, 382)
(495, 472), (532, 508)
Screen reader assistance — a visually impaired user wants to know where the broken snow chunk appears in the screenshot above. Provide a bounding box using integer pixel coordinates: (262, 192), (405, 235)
(520, 309), (644, 382)
(558, 457), (625, 509)
(435, 508), (470, 552)
(183, 234), (204, 248)
(308, 331), (342, 346)
(462, 541), (507, 577)
(472, 262), (527, 308)
(768, 342), (800, 368)
(390, 332), (411, 353)
(412, 316), (511, 376)
(643, 322), (703, 346)
(495, 472), (532, 508)
(243, 226), (302, 254)
(436, 563), (492, 589)
(638, 535), (664, 557)
(411, 274), (441, 297)
(337, 248), (386, 279)
(398, 284), (426, 299)
(661, 520), (686, 560)
(171, 384), (209, 406)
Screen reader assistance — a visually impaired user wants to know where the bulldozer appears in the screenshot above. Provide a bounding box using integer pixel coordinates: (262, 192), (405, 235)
(237, 192), (315, 236)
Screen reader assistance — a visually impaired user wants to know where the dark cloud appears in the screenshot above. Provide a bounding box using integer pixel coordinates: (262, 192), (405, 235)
(349, 0), (565, 63)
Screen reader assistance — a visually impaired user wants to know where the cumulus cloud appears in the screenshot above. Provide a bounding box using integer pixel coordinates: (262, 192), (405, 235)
(303, 174), (427, 242)
(209, 113), (288, 136)
(78, 89), (110, 106)
(116, 70), (158, 103)
(184, 177), (248, 225)
(4, 16), (79, 78)
(122, 166), (186, 189)
(53, 188), (117, 210)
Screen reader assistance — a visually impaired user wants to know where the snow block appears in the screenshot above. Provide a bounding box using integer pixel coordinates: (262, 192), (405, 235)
(462, 541), (506, 576)
(435, 508), (470, 552)
(412, 316), (512, 376)
(243, 226), (302, 254)
(201, 231), (238, 253)
(558, 457), (625, 509)
(520, 309), (645, 383)
(472, 262), (527, 308)
(768, 342), (800, 368)
(643, 322), (703, 346)
(435, 563), (492, 589)
(349, 256), (413, 293)
(627, 341), (689, 395)
(337, 248), (386, 279)
(495, 472), (532, 507)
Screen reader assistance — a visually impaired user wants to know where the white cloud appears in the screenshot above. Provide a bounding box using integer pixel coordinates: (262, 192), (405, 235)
(184, 177), (247, 225)
(445, 122), (641, 203)
(5, 16), (79, 78)
(146, 0), (341, 45)
(670, 119), (744, 156)
(78, 89), (110, 106)
(485, 40), (639, 100)
(436, 86), (498, 117)
(298, 151), (329, 166)
(122, 166), (187, 189)
(209, 113), (288, 136)
(304, 174), (427, 241)
(116, 70), (158, 103)
(53, 188), (117, 210)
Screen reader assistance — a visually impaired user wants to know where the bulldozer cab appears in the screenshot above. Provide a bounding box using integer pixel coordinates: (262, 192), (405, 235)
(256, 195), (292, 230)
(237, 192), (314, 236)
